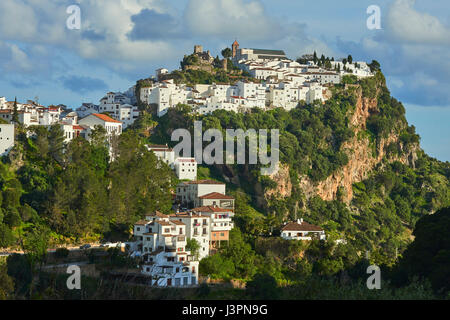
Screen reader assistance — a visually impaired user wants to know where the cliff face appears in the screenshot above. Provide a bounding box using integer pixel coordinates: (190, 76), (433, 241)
(267, 86), (418, 203)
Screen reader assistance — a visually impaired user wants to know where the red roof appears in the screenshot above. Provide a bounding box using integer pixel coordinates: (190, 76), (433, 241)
(92, 113), (121, 123)
(282, 221), (323, 232)
(199, 192), (234, 200)
(232, 40), (239, 46)
(185, 180), (224, 185)
(192, 206), (233, 213)
(176, 158), (196, 163)
(73, 125), (85, 130)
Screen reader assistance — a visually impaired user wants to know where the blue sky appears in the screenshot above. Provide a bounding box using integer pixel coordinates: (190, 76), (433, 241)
(0, 0), (449, 161)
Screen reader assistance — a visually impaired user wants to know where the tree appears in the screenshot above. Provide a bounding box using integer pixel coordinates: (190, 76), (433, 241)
(221, 48), (232, 59)
(12, 97), (19, 124)
(199, 254), (235, 279)
(347, 54), (353, 64)
(48, 124), (65, 165)
(6, 254), (32, 296)
(186, 238), (201, 260)
(393, 207), (450, 295)
(0, 260), (14, 300)
(369, 60), (381, 72)
(22, 225), (50, 271)
(246, 273), (280, 299)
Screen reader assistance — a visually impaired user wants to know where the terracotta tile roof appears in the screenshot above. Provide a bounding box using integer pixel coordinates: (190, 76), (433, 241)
(192, 206), (233, 213)
(157, 221), (172, 226)
(134, 219), (149, 226)
(176, 158), (196, 163)
(92, 113), (121, 123)
(169, 212), (203, 218)
(199, 192), (234, 200)
(185, 180), (224, 185)
(170, 220), (185, 226)
(146, 211), (169, 218)
(281, 221), (323, 232)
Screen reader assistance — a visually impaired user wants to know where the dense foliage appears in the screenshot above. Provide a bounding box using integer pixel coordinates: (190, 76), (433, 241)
(1, 67), (449, 300)
(0, 125), (176, 249)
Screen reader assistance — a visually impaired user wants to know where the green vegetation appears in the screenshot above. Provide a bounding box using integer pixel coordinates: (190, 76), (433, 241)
(1, 63), (449, 300)
(0, 125), (176, 250)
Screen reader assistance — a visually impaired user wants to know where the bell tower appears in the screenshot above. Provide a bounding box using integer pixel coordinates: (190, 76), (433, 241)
(232, 39), (239, 58)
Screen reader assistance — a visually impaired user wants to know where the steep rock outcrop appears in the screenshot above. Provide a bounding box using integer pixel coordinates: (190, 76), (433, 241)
(267, 86), (418, 203)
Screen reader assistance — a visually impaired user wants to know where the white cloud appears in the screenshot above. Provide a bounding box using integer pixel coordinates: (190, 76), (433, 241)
(387, 0), (450, 45)
(183, 0), (283, 41)
(0, 0), (180, 73)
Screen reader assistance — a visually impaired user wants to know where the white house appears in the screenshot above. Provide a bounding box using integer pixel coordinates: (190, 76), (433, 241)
(0, 124), (14, 156)
(76, 103), (99, 118)
(174, 157), (197, 181)
(281, 219), (326, 241)
(146, 144), (175, 167)
(195, 192), (235, 210)
(170, 211), (210, 260)
(78, 113), (122, 140)
(176, 180), (226, 208)
(191, 206), (234, 249)
(133, 211), (199, 287)
(97, 92), (139, 129)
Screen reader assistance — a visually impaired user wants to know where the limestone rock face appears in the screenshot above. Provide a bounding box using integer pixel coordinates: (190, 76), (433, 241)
(265, 87), (418, 204)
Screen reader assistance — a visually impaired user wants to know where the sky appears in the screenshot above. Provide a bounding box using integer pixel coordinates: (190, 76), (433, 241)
(0, 0), (449, 161)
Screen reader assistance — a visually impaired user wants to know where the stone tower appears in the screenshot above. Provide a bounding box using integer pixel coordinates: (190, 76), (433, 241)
(194, 45), (203, 54)
(232, 40), (239, 58)
(222, 58), (228, 71)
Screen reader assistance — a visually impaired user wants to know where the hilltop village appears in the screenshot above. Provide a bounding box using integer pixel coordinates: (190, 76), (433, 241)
(0, 41), (375, 287)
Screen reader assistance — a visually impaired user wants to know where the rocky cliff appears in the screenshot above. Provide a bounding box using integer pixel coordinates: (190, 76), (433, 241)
(267, 85), (419, 204)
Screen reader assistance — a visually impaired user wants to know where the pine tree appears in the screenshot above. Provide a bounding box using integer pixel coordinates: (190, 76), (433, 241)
(347, 54), (353, 64)
(12, 97), (19, 124)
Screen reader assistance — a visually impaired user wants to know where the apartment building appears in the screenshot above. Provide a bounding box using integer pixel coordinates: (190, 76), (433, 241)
(133, 211), (199, 287)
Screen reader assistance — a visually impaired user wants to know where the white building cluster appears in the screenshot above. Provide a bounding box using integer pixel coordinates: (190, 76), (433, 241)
(138, 41), (373, 117)
(75, 90), (139, 129)
(130, 179), (235, 287)
(146, 144), (197, 181)
(0, 98), (62, 126)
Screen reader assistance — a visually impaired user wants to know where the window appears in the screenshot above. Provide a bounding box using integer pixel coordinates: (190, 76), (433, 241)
(136, 227), (141, 231)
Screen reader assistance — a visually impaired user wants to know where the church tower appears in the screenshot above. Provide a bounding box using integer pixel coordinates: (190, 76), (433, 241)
(232, 40), (239, 58)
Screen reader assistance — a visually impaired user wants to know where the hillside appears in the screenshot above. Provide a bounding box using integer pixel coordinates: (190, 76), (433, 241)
(143, 70), (449, 266)
(1, 65), (449, 300)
